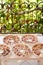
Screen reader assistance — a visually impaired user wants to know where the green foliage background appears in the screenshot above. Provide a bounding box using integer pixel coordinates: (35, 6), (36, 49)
(0, 0), (43, 33)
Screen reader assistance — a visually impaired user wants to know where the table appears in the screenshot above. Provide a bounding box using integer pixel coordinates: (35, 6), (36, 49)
(0, 34), (43, 65)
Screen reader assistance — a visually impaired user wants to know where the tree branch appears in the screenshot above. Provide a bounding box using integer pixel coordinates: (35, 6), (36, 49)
(12, 7), (42, 15)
